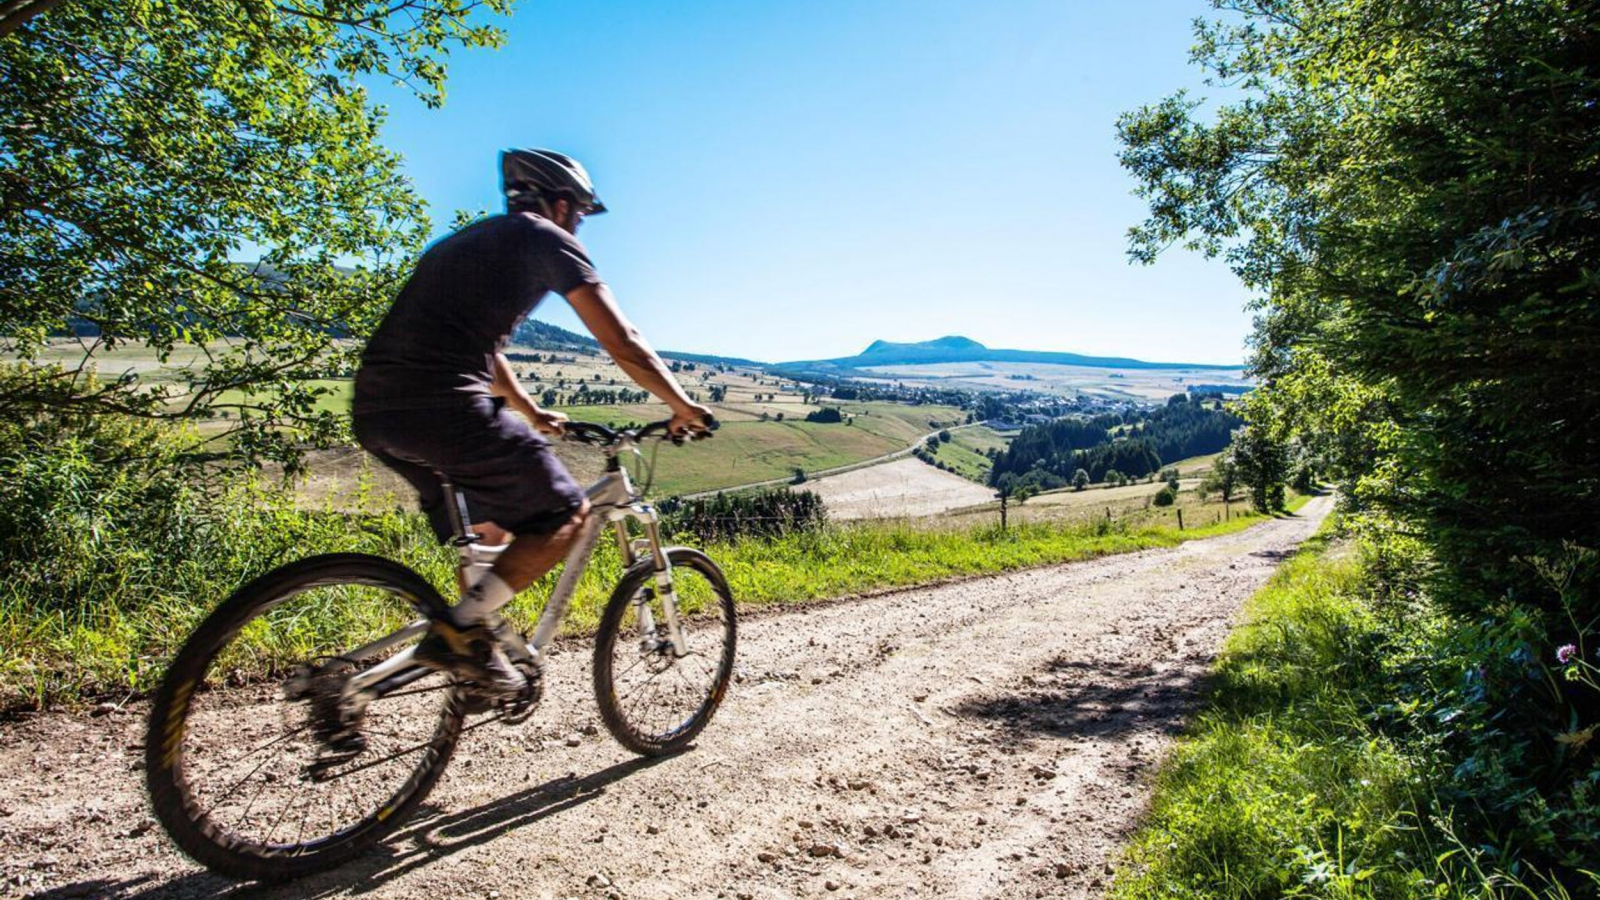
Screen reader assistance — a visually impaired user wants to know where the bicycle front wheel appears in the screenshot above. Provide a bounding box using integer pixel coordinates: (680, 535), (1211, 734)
(593, 547), (737, 756)
(146, 554), (465, 881)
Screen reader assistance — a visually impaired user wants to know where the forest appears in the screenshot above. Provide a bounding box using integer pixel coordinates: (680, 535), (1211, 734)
(988, 395), (1241, 490)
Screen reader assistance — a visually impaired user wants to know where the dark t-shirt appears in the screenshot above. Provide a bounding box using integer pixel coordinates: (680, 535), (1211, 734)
(353, 212), (600, 413)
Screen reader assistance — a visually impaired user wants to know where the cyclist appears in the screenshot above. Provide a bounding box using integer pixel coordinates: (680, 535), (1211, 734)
(352, 148), (711, 698)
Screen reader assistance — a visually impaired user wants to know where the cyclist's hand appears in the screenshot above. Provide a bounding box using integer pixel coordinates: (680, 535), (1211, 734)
(669, 403), (714, 438)
(530, 408), (569, 437)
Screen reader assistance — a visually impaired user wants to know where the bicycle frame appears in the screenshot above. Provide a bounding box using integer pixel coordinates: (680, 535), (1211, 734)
(341, 438), (681, 701)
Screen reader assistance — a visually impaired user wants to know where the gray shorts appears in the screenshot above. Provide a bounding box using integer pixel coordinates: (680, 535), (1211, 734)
(353, 396), (585, 542)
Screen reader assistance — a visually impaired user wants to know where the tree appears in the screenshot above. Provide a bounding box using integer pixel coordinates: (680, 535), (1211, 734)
(994, 473), (1017, 529)
(1118, 0), (1600, 622)
(1072, 468), (1090, 491)
(1199, 453), (1239, 504)
(1, 0), (515, 466)
(1228, 426), (1286, 513)
(1152, 485), (1176, 507)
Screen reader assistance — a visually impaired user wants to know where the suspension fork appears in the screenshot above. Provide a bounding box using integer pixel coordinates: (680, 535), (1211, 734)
(615, 510), (688, 657)
(643, 517), (689, 658)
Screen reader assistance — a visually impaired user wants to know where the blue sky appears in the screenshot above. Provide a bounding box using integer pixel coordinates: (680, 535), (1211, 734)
(372, 0), (1249, 365)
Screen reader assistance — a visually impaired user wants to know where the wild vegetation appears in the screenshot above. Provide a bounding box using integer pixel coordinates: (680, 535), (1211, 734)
(1119, 0), (1600, 891)
(988, 394), (1241, 493)
(0, 0), (520, 468)
(0, 409), (1285, 711)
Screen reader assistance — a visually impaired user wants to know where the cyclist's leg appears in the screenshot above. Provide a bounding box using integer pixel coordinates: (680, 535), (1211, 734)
(352, 413), (456, 542)
(440, 404), (590, 622)
(483, 498), (591, 589)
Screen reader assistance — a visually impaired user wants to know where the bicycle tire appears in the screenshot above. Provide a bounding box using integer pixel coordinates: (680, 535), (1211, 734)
(146, 553), (465, 881)
(593, 547), (737, 756)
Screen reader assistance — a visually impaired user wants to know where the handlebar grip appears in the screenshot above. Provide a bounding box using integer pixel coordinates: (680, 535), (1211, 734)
(562, 421), (616, 444)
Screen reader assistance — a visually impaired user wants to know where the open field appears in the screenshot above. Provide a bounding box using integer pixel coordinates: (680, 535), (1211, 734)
(949, 424), (1012, 456)
(799, 448), (1227, 525)
(941, 475), (1270, 537)
(13, 340), (975, 499)
(643, 419), (904, 496)
(926, 437), (992, 481)
(801, 456), (998, 519)
(858, 360), (1251, 401)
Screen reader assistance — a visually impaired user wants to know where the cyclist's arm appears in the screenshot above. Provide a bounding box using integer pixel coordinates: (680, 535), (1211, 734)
(564, 282), (709, 427)
(490, 352), (567, 434)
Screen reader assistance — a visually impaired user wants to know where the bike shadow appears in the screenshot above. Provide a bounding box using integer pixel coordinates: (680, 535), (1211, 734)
(31, 753), (673, 900)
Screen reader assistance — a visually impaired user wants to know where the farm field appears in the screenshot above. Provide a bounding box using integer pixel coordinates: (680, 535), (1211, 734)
(797, 448), (1230, 525)
(925, 437), (993, 481)
(14, 339), (977, 499)
(858, 359), (1251, 401)
(799, 456), (998, 520)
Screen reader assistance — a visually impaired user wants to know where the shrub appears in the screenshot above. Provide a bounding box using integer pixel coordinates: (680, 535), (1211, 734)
(0, 411), (444, 708)
(1153, 485), (1176, 507)
(658, 488), (827, 543)
(804, 407), (843, 424)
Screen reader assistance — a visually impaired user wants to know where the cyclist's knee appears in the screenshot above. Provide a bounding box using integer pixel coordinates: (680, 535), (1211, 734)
(557, 498), (590, 534)
(574, 498), (592, 524)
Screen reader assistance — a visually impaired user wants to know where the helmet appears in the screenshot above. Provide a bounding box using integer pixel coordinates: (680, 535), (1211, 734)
(500, 148), (607, 215)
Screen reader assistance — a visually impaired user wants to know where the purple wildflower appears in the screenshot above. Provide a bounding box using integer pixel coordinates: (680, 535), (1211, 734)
(1556, 644), (1578, 664)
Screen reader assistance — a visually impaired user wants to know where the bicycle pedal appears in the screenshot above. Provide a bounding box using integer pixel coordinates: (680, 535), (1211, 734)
(453, 683), (498, 716)
(496, 659), (544, 724)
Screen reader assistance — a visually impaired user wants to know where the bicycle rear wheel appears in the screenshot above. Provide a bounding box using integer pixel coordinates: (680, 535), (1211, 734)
(146, 554), (465, 881)
(593, 547), (737, 756)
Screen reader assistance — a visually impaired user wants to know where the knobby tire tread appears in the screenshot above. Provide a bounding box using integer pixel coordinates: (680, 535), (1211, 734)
(592, 547), (737, 756)
(145, 553), (462, 881)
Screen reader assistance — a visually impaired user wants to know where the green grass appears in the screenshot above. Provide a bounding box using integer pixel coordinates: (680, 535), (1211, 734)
(927, 438), (993, 482)
(844, 401), (968, 443)
(949, 424), (1011, 456)
(0, 484), (1286, 711)
(1108, 521), (1528, 900)
(643, 419), (903, 495)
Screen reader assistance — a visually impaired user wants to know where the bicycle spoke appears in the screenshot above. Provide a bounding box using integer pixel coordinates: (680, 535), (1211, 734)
(151, 560), (465, 875)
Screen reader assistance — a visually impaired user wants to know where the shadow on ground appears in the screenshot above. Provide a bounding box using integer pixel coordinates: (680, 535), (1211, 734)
(951, 655), (1211, 743)
(30, 754), (670, 900)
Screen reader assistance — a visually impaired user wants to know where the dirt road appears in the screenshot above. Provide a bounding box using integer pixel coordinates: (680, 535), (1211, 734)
(2, 495), (1332, 900)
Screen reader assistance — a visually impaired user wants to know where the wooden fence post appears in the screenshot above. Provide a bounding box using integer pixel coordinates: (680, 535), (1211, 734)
(1177, 509), (1184, 530)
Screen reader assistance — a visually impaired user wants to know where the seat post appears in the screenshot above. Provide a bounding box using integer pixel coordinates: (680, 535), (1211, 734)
(439, 475), (477, 595)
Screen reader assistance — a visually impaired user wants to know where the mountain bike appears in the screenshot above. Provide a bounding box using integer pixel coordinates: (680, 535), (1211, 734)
(145, 418), (736, 880)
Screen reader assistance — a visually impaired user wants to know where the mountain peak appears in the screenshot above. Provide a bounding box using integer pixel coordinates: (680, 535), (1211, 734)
(861, 335), (986, 355)
(926, 335), (986, 351)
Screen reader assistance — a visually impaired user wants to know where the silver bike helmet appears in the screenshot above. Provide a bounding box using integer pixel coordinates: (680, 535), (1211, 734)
(501, 148), (608, 215)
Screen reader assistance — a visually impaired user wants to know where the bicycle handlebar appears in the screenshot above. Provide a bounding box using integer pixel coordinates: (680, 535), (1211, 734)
(562, 413), (718, 447)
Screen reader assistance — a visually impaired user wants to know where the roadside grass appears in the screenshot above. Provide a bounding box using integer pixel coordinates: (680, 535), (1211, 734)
(0, 485), (1288, 712)
(1109, 521), (1530, 900)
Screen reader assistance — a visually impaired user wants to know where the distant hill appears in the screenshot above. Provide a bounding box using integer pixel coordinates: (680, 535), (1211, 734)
(512, 318), (599, 351)
(509, 318), (765, 368)
(779, 335), (1245, 372)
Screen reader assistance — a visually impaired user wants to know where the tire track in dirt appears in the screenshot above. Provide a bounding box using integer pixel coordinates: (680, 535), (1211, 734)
(1, 495), (1332, 900)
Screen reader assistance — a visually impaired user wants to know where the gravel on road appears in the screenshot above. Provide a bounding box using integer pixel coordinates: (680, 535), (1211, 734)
(0, 494), (1332, 900)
